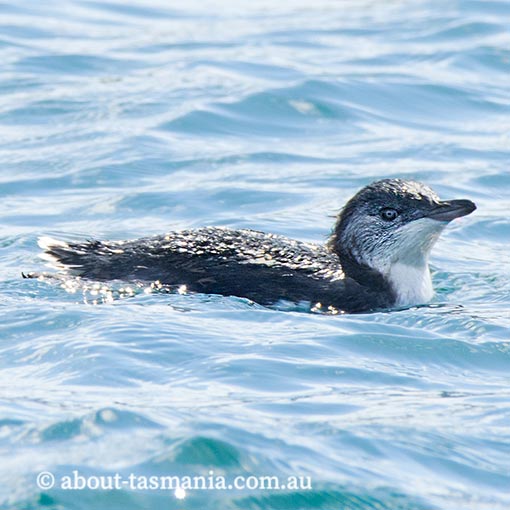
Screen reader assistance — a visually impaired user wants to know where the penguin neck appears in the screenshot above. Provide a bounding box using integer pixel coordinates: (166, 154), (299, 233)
(385, 261), (433, 307)
(336, 249), (394, 295)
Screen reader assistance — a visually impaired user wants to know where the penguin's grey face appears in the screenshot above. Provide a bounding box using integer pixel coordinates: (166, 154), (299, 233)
(332, 178), (476, 276)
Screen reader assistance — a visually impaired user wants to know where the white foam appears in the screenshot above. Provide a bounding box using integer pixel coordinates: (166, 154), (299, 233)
(37, 236), (68, 250)
(37, 236), (73, 269)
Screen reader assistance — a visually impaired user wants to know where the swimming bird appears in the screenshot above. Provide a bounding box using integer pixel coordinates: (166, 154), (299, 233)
(31, 179), (476, 313)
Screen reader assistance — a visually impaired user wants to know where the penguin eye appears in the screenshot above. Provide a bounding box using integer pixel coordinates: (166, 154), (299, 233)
(380, 208), (399, 221)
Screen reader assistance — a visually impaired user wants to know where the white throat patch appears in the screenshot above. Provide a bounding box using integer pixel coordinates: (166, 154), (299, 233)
(387, 262), (433, 307)
(361, 218), (445, 307)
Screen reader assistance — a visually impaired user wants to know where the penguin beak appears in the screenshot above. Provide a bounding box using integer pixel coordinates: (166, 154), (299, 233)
(426, 199), (477, 222)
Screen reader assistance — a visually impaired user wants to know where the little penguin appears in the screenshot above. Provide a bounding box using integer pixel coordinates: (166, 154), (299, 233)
(30, 178), (476, 313)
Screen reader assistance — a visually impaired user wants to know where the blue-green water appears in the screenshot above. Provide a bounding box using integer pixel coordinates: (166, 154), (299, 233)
(1, 1), (510, 509)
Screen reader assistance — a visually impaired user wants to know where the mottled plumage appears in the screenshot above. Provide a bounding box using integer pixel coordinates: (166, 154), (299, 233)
(30, 179), (476, 313)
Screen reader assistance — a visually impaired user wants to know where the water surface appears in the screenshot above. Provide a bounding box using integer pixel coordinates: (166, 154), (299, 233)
(1, 1), (509, 509)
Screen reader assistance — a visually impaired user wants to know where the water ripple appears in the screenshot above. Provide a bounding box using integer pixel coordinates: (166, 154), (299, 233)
(1, 1), (509, 509)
